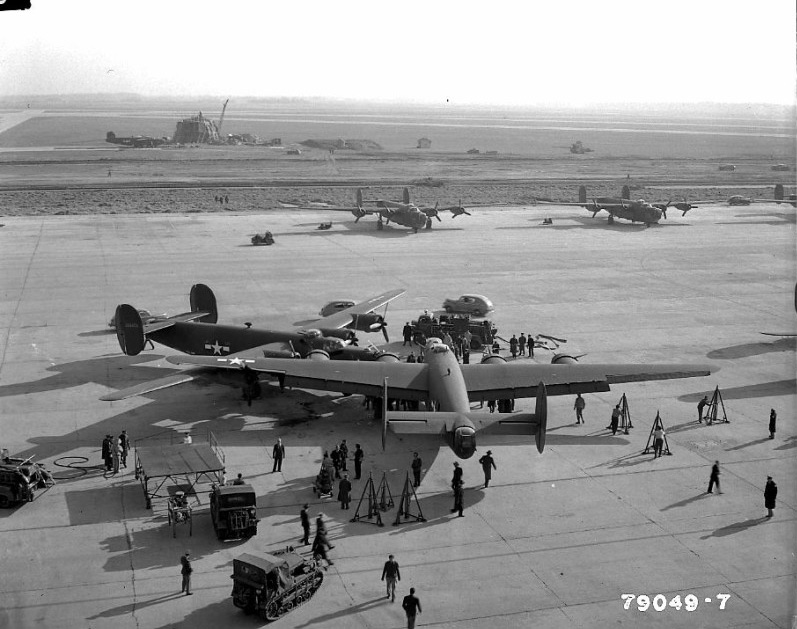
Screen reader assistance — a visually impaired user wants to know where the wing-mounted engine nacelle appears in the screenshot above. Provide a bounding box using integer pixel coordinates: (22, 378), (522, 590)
(316, 327), (358, 343)
(480, 354), (506, 365)
(449, 426), (477, 459)
(375, 352), (400, 363)
(345, 313), (386, 333)
(306, 349), (331, 361)
(551, 354), (579, 364)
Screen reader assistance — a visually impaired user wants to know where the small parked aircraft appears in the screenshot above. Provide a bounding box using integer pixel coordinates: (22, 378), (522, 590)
(160, 337), (713, 460)
(102, 285), (405, 400)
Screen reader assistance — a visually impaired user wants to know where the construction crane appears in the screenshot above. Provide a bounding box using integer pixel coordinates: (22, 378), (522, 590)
(218, 99), (229, 139)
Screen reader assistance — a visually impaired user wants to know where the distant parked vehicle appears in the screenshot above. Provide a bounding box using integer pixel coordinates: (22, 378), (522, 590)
(442, 294), (494, 317)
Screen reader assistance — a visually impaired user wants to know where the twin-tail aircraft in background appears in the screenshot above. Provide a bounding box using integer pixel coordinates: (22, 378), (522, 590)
(287, 188), (474, 232)
(534, 185), (696, 227)
(103, 284), (405, 400)
(150, 337), (713, 460)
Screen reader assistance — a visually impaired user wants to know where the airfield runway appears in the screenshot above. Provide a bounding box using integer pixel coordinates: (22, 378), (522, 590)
(0, 202), (794, 629)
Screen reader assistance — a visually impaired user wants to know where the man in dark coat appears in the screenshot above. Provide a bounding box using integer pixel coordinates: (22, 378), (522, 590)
(353, 444), (364, 479)
(509, 335), (518, 358)
(300, 504), (311, 545)
(101, 435), (112, 471)
(402, 587), (422, 629)
(452, 480), (464, 516)
(707, 461), (722, 494)
(769, 409), (777, 439)
(764, 476), (777, 518)
(312, 516), (334, 567)
(339, 440), (349, 472)
(518, 333), (527, 356)
(402, 322), (413, 346)
(272, 438), (285, 473)
(180, 551), (193, 595)
(527, 333), (534, 357)
(338, 473), (352, 510)
(330, 445), (341, 479)
(411, 452), (423, 487)
(478, 451), (497, 487)
(451, 462), (462, 493)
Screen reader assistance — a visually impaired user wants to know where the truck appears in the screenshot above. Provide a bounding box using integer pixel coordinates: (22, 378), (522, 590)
(210, 483), (259, 541)
(231, 548), (324, 620)
(410, 312), (497, 350)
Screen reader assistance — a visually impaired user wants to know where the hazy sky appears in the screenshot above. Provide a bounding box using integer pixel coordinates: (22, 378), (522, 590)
(1, 1), (795, 106)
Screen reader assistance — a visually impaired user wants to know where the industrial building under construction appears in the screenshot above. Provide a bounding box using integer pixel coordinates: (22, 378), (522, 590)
(172, 111), (221, 144)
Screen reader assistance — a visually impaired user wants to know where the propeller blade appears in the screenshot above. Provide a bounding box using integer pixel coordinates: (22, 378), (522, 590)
(435, 214), (442, 222)
(382, 326), (389, 343)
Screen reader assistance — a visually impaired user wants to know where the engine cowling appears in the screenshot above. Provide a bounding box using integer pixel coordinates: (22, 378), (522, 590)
(316, 327), (358, 343)
(345, 313), (385, 333)
(551, 354), (579, 364)
(480, 354), (506, 365)
(307, 349), (331, 361)
(375, 352), (400, 363)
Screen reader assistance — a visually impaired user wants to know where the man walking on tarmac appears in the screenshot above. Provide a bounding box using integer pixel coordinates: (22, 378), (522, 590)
(381, 554), (401, 602)
(402, 587), (422, 629)
(180, 551), (193, 595)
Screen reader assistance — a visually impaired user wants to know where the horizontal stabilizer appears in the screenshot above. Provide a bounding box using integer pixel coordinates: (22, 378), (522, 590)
(100, 369), (203, 401)
(386, 412), (452, 434)
(471, 412), (539, 434)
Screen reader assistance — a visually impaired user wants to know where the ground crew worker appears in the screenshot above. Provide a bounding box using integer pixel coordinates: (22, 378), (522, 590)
(574, 394), (585, 424)
(330, 445), (341, 479)
(402, 588), (422, 629)
(707, 461), (721, 494)
(697, 396), (709, 423)
(339, 440), (349, 471)
(527, 333), (535, 357)
(403, 322), (413, 346)
(509, 335), (518, 358)
(653, 425), (665, 458)
(233, 473), (245, 485)
(354, 444), (364, 479)
(338, 473), (352, 510)
(451, 461), (462, 492)
(411, 452), (422, 487)
(300, 504), (310, 545)
(381, 554), (401, 602)
(272, 438), (285, 473)
(769, 409), (777, 439)
(610, 405), (621, 435)
(764, 476), (777, 517)
(518, 333), (527, 356)
(452, 480), (464, 516)
(180, 552), (193, 595)
(119, 430), (130, 468)
(478, 450), (496, 487)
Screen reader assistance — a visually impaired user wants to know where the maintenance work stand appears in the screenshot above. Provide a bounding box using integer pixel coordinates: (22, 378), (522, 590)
(134, 432), (225, 509)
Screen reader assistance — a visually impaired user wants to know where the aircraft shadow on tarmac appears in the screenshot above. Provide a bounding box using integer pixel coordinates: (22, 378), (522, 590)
(0, 354), (173, 400)
(496, 217), (690, 231)
(707, 337), (796, 359)
(715, 211), (796, 225)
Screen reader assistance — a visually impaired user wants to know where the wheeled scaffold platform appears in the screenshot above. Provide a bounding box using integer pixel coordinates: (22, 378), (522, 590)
(134, 431), (225, 509)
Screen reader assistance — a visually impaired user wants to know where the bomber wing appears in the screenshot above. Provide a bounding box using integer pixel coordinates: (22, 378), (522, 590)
(459, 362), (714, 400)
(312, 288), (406, 330)
(100, 369), (207, 401)
(166, 355), (430, 399)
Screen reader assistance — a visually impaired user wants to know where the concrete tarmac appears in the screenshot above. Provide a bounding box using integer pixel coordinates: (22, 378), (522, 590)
(0, 203), (794, 628)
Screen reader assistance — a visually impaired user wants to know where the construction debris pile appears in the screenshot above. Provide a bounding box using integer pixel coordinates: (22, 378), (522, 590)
(173, 112), (220, 144)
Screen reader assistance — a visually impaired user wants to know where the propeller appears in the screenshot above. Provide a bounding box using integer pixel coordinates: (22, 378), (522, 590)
(672, 198), (696, 216)
(589, 199), (602, 218)
(424, 203), (442, 222)
(449, 200), (472, 218)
